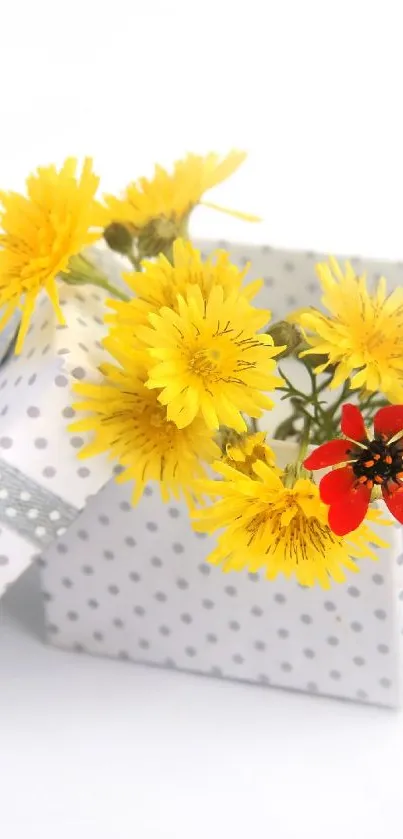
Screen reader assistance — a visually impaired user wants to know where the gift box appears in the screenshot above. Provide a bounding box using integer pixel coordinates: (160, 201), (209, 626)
(1, 241), (403, 708)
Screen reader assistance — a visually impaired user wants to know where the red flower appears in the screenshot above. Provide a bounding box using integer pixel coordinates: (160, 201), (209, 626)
(303, 404), (403, 535)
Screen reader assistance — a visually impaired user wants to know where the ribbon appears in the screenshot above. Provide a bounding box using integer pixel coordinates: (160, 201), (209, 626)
(0, 457), (79, 548)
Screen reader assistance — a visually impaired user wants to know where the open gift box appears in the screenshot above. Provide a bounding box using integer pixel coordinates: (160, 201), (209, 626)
(1, 241), (403, 708)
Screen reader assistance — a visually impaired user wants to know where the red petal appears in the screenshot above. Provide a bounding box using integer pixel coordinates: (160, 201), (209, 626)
(319, 466), (356, 504)
(374, 405), (403, 440)
(328, 485), (371, 536)
(382, 485), (403, 524)
(304, 439), (353, 470)
(341, 404), (367, 442)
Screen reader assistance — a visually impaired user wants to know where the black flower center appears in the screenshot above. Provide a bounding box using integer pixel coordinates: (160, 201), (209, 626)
(350, 436), (403, 489)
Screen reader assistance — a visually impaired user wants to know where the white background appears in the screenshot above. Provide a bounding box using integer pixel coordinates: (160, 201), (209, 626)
(2, 2), (403, 837)
(2, 0), (403, 259)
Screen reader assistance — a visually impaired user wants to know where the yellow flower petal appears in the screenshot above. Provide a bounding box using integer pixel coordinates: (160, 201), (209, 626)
(294, 257), (403, 400)
(102, 151), (254, 258)
(0, 157), (102, 352)
(138, 282), (283, 432)
(106, 239), (265, 353)
(192, 467), (390, 589)
(15, 292), (37, 354)
(201, 200), (261, 222)
(70, 357), (220, 507)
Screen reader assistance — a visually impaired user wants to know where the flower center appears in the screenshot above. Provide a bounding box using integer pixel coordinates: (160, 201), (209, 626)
(351, 437), (403, 489)
(145, 407), (178, 450)
(149, 410), (167, 428)
(356, 326), (384, 356)
(188, 348), (221, 379)
(349, 316), (400, 368)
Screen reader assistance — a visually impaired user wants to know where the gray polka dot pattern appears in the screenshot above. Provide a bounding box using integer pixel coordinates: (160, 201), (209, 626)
(40, 468), (403, 709)
(1, 241), (403, 708)
(0, 276), (112, 595)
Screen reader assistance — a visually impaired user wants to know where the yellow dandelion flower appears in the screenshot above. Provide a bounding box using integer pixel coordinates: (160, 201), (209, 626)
(69, 352), (220, 506)
(297, 257), (403, 401)
(192, 460), (390, 588)
(0, 158), (102, 352)
(137, 284), (284, 433)
(106, 238), (263, 333)
(103, 151), (259, 258)
(222, 430), (278, 477)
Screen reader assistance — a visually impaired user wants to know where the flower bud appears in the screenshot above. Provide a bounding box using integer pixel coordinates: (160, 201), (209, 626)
(266, 321), (303, 358)
(137, 214), (189, 260)
(104, 222), (134, 256)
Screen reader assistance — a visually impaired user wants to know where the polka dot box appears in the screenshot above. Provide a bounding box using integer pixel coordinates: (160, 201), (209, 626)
(1, 242), (403, 708)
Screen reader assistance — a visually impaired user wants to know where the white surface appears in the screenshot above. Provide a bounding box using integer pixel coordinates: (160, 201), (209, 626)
(1, 566), (403, 839)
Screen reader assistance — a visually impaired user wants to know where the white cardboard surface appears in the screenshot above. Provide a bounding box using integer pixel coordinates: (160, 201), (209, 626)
(1, 241), (403, 705)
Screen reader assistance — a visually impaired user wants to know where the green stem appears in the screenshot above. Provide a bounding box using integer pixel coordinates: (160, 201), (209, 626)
(62, 271), (130, 302)
(298, 415), (311, 464)
(127, 252), (142, 271)
(273, 416), (297, 441)
(278, 369), (307, 399)
(249, 417), (259, 433)
(328, 380), (351, 416)
(87, 275), (130, 302)
(290, 400), (314, 424)
(359, 392), (389, 419)
(362, 400), (388, 414)
(316, 373), (335, 394)
(61, 253), (131, 302)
